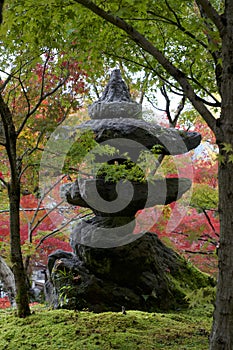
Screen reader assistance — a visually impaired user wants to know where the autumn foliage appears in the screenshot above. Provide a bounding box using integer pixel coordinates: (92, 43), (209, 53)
(137, 118), (219, 275)
(0, 75), (219, 308)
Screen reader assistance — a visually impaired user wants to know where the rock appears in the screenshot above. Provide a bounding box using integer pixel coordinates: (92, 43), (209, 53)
(65, 177), (192, 248)
(66, 178), (192, 214)
(70, 215), (138, 248)
(45, 233), (215, 312)
(88, 69), (142, 120)
(88, 101), (142, 120)
(45, 69), (205, 313)
(76, 118), (201, 155)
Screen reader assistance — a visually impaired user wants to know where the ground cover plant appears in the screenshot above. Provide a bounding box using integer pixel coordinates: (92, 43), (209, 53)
(0, 305), (212, 350)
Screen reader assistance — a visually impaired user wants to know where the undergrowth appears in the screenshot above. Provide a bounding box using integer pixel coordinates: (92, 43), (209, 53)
(0, 305), (212, 349)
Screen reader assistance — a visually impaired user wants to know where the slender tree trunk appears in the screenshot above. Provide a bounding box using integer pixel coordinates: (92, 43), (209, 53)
(8, 180), (31, 317)
(0, 256), (16, 305)
(210, 3), (233, 348)
(0, 94), (30, 317)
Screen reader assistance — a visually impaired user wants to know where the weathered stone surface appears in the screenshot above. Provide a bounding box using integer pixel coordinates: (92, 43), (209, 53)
(88, 69), (142, 120)
(76, 118), (201, 155)
(45, 233), (215, 312)
(0, 256), (16, 306)
(88, 101), (142, 120)
(70, 215), (138, 248)
(46, 69), (204, 313)
(65, 177), (192, 215)
(93, 69), (132, 103)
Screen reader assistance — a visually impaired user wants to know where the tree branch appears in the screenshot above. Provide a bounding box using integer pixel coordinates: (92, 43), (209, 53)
(146, 10), (208, 50)
(35, 211), (92, 249)
(19, 130), (44, 170)
(173, 95), (186, 126)
(195, 2), (222, 93)
(184, 249), (214, 255)
(16, 74), (69, 137)
(160, 85), (172, 125)
(74, 0), (217, 133)
(202, 208), (219, 238)
(0, 176), (8, 188)
(104, 49), (183, 94)
(195, 0), (225, 35)
(30, 199), (65, 234)
(40, 51), (52, 100)
(29, 175), (67, 232)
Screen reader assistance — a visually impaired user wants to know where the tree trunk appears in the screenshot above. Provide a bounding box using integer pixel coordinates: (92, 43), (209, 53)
(8, 181), (31, 317)
(0, 94), (30, 317)
(0, 256), (16, 305)
(210, 3), (233, 348)
(210, 159), (233, 349)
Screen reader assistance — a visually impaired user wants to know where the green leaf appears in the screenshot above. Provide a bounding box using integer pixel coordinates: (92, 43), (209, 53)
(222, 143), (233, 153)
(216, 154), (226, 165)
(228, 154), (233, 163)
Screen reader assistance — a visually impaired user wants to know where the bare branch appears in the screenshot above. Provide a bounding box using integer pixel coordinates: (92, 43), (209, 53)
(35, 211), (93, 249)
(173, 230), (218, 247)
(173, 95), (186, 126)
(40, 51), (51, 100)
(16, 73), (69, 137)
(147, 11), (208, 49)
(30, 199), (65, 235)
(195, 2), (222, 93)
(18, 73), (31, 115)
(146, 95), (166, 113)
(0, 73), (13, 92)
(0, 56), (41, 92)
(0, 206), (74, 213)
(0, 176), (8, 188)
(19, 163), (40, 180)
(19, 204), (31, 242)
(184, 249), (214, 255)
(19, 131), (45, 176)
(29, 175), (67, 230)
(160, 85), (172, 125)
(147, 1), (209, 50)
(202, 208), (220, 238)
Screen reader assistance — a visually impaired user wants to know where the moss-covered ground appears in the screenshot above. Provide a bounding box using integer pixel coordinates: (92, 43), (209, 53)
(0, 305), (212, 349)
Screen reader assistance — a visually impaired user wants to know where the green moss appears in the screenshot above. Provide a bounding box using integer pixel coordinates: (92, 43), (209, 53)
(175, 258), (215, 290)
(0, 305), (212, 349)
(165, 257), (216, 310)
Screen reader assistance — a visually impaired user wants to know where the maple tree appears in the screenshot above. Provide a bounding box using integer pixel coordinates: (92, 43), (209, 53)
(0, 51), (87, 317)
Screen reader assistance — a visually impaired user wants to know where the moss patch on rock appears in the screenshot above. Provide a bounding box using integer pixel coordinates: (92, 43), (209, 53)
(46, 233), (215, 312)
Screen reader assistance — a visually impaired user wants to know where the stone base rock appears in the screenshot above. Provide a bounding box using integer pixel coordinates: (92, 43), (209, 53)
(45, 233), (215, 312)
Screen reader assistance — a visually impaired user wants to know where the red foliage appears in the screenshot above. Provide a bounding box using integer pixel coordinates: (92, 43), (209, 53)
(193, 160), (218, 187)
(0, 192), (72, 268)
(0, 296), (10, 309)
(135, 116), (219, 275)
(0, 297), (40, 309)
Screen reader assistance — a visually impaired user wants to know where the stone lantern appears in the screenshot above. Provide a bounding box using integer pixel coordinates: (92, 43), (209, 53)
(64, 69), (201, 248)
(45, 70), (213, 313)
